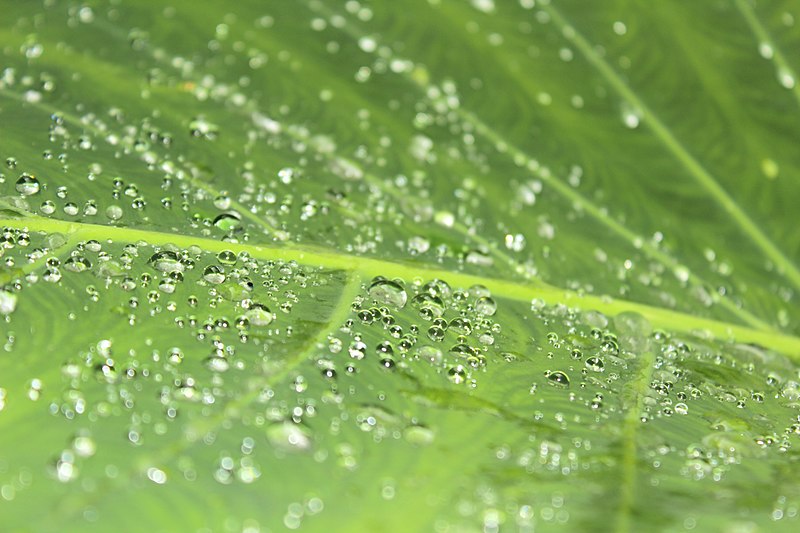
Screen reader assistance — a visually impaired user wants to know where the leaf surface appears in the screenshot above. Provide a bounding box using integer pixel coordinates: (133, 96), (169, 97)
(1, 1), (800, 531)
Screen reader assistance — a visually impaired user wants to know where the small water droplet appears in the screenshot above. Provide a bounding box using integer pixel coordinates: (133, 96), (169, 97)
(0, 291), (18, 315)
(266, 421), (312, 453)
(217, 250), (237, 265)
(447, 365), (467, 384)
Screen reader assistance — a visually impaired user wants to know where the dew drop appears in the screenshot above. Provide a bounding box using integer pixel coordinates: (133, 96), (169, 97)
(0, 290), (18, 315)
(348, 341), (367, 360)
(213, 212), (242, 232)
(205, 354), (230, 372)
(202, 265), (226, 284)
(475, 296), (497, 316)
(149, 251), (184, 273)
(15, 173), (40, 196)
(403, 425), (435, 446)
(368, 277), (408, 309)
(266, 421), (313, 453)
(245, 303), (274, 327)
(585, 357), (604, 372)
(63, 256), (91, 273)
(217, 250), (237, 266)
(447, 365), (467, 384)
(410, 293), (445, 319)
(778, 66), (796, 89)
(105, 205), (123, 220)
(545, 370), (570, 387)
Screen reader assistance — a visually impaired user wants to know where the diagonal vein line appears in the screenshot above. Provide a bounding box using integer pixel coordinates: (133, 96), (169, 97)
(616, 348), (657, 533)
(302, 0), (779, 333)
(85, 16), (534, 282)
(734, 0), (800, 108)
(43, 268), (364, 527)
(169, 269), (363, 452)
(540, 1), (800, 291)
(3, 214), (800, 356)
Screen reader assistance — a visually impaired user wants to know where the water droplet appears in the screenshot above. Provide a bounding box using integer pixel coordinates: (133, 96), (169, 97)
(205, 354), (230, 372)
(149, 251), (184, 273)
(410, 293), (445, 319)
(448, 365), (467, 384)
(105, 205), (123, 220)
(202, 265), (226, 284)
(449, 317), (472, 335)
(778, 66), (796, 89)
(545, 370), (570, 387)
(266, 421), (312, 453)
(189, 116), (219, 139)
(427, 325), (445, 341)
(245, 303), (274, 326)
(422, 279), (452, 299)
(475, 296), (497, 316)
(416, 345), (443, 364)
(63, 256), (91, 273)
(15, 173), (40, 196)
(403, 425), (435, 445)
(348, 341), (367, 360)
(0, 291), (18, 315)
(217, 250), (237, 266)
(368, 277), (408, 309)
(585, 357), (604, 372)
(40, 200), (56, 214)
(72, 435), (96, 458)
(213, 212), (242, 232)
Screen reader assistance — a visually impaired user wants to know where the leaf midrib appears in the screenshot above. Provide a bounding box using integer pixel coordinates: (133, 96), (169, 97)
(2, 211), (799, 357)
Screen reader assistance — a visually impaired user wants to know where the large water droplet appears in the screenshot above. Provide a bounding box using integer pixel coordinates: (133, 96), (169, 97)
(15, 173), (41, 195)
(202, 265), (226, 284)
(245, 303), (273, 326)
(149, 251), (184, 273)
(213, 212), (242, 232)
(545, 370), (570, 387)
(368, 277), (407, 309)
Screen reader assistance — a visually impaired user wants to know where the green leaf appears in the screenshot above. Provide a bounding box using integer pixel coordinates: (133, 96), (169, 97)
(1, 1), (799, 531)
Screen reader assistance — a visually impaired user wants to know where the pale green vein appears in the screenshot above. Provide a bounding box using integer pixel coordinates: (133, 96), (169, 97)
(734, 0), (800, 108)
(616, 348), (657, 533)
(0, 87), (284, 239)
(540, 1), (800, 291)
(3, 214), (800, 357)
(302, 0), (778, 333)
(0, 201), (81, 284)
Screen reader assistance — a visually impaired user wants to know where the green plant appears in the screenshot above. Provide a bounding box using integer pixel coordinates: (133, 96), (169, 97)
(1, 1), (799, 531)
